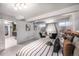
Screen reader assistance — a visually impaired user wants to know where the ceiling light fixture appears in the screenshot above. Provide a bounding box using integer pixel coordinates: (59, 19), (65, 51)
(13, 3), (28, 10)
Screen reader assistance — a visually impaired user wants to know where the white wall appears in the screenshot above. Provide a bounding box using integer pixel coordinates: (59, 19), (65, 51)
(0, 19), (5, 50)
(5, 37), (17, 49)
(72, 12), (79, 31)
(16, 21), (40, 44)
(69, 12), (79, 31)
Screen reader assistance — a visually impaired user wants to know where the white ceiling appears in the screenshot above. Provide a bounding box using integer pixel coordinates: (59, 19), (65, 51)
(0, 3), (79, 20)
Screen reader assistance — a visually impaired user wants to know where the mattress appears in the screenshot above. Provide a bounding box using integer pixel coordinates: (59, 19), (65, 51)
(16, 38), (62, 56)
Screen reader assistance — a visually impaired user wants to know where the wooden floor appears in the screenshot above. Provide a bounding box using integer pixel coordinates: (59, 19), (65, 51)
(16, 37), (63, 56)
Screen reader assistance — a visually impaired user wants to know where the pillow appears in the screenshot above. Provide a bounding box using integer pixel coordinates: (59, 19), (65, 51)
(73, 36), (79, 43)
(66, 34), (74, 42)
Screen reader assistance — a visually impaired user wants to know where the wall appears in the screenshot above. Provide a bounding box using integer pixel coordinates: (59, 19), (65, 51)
(5, 37), (17, 49)
(72, 12), (79, 31)
(16, 21), (40, 44)
(68, 11), (79, 31)
(0, 19), (5, 50)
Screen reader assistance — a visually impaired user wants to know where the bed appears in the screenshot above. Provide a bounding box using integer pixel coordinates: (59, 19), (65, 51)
(16, 38), (62, 56)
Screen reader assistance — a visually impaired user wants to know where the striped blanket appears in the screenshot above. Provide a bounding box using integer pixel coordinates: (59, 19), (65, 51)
(16, 38), (62, 56)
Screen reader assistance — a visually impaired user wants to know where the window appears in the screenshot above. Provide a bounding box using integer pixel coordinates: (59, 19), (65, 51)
(58, 21), (71, 27)
(57, 18), (72, 32)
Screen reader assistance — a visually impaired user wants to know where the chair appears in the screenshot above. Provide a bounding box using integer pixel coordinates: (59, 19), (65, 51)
(53, 38), (61, 56)
(39, 32), (46, 38)
(63, 40), (75, 56)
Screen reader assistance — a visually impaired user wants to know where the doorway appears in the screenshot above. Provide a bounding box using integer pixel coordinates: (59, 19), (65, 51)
(4, 20), (17, 49)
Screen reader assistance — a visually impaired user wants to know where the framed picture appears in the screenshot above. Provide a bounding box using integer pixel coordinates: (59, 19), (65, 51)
(25, 24), (30, 31)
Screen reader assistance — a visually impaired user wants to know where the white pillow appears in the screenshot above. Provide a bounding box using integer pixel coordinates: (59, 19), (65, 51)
(73, 36), (79, 43)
